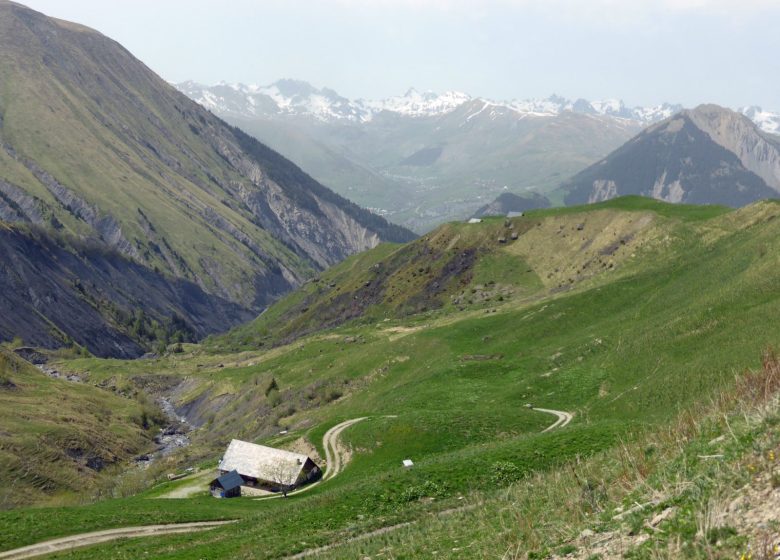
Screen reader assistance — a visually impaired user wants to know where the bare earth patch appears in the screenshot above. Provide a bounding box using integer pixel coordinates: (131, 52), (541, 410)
(286, 437), (322, 466)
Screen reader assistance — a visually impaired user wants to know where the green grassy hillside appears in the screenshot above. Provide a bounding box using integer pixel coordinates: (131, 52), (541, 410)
(210, 196), (731, 351)
(1, 197), (779, 558)
(0, 348), (162, 508)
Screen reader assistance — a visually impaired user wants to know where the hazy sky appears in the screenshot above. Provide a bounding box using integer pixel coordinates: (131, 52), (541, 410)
(21, 0), (780, 109)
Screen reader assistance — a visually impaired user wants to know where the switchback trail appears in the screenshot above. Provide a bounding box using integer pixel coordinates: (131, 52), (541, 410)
(285, 410), (574, 557)
(255, 416), (369, 500)
(532, 407), (574, 432)
(0, 521), (235, 560)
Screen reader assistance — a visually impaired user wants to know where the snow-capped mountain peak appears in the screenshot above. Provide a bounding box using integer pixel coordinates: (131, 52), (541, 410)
(174, 80), (779, 134)
(177, 80), (369, 122)
(361, 89), (472, 117)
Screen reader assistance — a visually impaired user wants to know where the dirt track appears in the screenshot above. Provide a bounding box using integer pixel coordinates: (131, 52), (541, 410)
(533, 407), (574, 432)
(321, 417), (368, 481)
(285, 410), (574, 557)
(0, 521), (235, 560)
(254, 416), (369, 500)
(1, 410), (572, 559)
(0, 418), (373, 557)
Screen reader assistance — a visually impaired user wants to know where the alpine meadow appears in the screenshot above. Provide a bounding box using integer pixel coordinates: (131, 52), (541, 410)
(0, 1), (779, 559)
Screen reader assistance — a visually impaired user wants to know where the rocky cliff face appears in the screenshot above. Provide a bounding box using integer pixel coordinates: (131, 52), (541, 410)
(563, 106), (779, 207)
(0, 224), (255, 358)
(685, 105), (780, 191)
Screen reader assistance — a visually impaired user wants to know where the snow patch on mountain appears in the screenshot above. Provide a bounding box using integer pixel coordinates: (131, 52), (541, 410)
(740, 106), (780, 135)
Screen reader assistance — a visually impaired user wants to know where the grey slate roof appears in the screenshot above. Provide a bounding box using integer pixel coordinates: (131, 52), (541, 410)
(218, 439), (312, 484)
(213, 469), (243, 491)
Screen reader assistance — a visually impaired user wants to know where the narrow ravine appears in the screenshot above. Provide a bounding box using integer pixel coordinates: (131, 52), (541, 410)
(134, 397), (192, 467)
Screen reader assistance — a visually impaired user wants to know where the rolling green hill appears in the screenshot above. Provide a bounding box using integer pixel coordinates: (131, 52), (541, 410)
(2, 197), (779, 558)
(209, 196), (730, 351)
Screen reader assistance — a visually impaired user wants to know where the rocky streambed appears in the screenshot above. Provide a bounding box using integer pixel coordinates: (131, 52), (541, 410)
(134, 397), (192, 467)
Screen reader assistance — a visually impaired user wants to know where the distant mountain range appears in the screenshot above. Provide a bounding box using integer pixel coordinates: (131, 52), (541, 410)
(178, 79), (685, 125)
(177, 80), (780, 231)
(472, 192), (551, 218)
(175, 82), (652, 231)
(563, 105), (780, 207)
(0, 2), (412, 356)
(178, 79), (779, 133)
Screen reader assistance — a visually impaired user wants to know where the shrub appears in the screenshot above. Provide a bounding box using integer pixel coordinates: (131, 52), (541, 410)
(705, 525), (737, 545)
(265, 377), (279, 396)
(491, 460), (522, 486)
(267, 389), (281, 407)
(399, 480), (448, 502)
(0, 372), (11, 389)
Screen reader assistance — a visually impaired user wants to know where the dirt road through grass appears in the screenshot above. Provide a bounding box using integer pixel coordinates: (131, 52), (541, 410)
(0, 521), (235, 560)
(285, 410), (574, 557)
(254, 416), (369, 500)
(1, 418), (375, 557)
(321, 417), (368, 481)
(532, 407), (574, 432)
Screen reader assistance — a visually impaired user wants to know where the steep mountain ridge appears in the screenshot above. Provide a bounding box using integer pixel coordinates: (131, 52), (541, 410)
(685, 104), (780, 190)
(563, 105), (780, 207)
(0, 1), (413, 352)
(178, 81), (780, 232)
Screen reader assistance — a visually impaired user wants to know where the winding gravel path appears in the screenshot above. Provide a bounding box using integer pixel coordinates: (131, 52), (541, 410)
(532, 407), (574, 432)
(321, 417), (368, 481)
(0, 521), (235, 560)
(1, 412), (571, 559)
(284, 410), (574, 557)
(255, 416), (369, 500)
